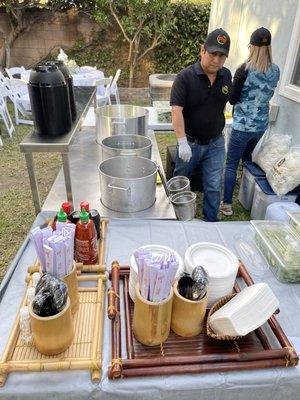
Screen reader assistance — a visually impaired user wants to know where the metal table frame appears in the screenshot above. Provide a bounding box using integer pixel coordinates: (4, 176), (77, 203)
(19, 86), (96, 215)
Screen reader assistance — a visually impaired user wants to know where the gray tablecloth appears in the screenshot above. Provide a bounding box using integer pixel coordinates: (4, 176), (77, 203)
(0, 217), (300, 400)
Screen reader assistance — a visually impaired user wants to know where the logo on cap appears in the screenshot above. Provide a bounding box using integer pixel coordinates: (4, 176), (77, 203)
(262, 37), (268, 43)
(222, 85), (229, 94)
(217, 35), (227, 45)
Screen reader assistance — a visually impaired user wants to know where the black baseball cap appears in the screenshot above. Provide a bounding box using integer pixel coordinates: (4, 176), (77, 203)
(204, 28), (231, 56)
(250, 27), (271, 47)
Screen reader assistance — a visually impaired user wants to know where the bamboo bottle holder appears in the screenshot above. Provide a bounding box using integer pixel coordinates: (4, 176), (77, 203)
(63, 262), (79, 314)
(171, 281), (208, 337)
(133, 284), (173, 346)
(29, 297), (74, 356)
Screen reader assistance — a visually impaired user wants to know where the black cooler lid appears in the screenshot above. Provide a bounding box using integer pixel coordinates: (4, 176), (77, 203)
(29, 65), (66, 87)
(44, 60), (72, 79)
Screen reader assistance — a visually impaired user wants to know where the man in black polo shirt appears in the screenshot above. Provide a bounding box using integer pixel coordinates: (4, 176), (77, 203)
(170, 28), (232, 222)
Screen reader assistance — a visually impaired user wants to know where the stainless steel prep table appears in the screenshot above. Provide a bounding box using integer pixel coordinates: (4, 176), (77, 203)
(19, 86), (96, 215)
(42, 128), (176, 219)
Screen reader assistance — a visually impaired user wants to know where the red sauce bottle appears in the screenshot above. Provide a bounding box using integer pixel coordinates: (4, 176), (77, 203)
(75, 208), (98, 265)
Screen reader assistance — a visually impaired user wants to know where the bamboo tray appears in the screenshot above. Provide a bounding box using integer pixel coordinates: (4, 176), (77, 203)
(26, 218), (109, 277)
(0, 273), (106, 387)
(108, 261), (299, 379)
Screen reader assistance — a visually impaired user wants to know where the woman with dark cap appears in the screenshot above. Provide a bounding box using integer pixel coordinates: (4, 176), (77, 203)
(220, 27), (280, 216)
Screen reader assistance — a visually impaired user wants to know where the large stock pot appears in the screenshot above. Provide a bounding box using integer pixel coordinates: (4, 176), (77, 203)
(99, 156), (158, 212)
(95, 105), (148, 143)
(100, 134), (152, 161)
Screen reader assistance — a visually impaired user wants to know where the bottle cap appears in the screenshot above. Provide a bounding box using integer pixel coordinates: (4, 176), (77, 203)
(79, 208), (89, 223)
(80, 201), (89, 212)
(57, 208), (67, 222)
(61, 201), (71, 214)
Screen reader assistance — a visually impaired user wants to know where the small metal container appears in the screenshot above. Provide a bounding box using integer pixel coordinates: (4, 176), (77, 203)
(101, 134), (152, 161)
(171, 191), (197, 221)
(167, 176), (190, 195)
(95, 105), (149, 143)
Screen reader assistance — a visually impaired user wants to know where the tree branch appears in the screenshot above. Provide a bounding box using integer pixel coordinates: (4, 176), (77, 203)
(137, 34), (161, 61)
(108, 0), (130, 43)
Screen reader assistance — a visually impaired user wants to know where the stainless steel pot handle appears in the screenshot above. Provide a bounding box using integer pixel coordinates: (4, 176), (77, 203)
(156, 163), (170, 198)
(108, 183), (130, 193)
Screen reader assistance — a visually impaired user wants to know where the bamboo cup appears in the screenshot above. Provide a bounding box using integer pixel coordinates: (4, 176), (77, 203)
(171, 281), (207, 337)
(133, 284), (173, 346)
(63, 262), (79, 314)
(29, 297), (74, 356)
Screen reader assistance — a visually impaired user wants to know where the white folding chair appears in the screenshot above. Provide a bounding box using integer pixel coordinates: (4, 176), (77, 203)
(0, 83), (15, 142)
(110, 69), (121, 104)
(6, 78), (33, 125)
(93, 76), (113, 107)
(5, 66), (26, 79)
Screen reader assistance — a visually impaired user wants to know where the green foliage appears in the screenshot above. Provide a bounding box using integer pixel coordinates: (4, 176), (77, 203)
(68, 0), (210, 85)
(154, 1), (211, 73)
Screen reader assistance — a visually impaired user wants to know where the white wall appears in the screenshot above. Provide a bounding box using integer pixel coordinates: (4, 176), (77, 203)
(209, 0), (300, 145)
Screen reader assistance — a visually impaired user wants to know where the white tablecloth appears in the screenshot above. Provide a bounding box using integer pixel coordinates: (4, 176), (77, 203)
(21, 68), (105, 95)
(0, 217), (300, 400)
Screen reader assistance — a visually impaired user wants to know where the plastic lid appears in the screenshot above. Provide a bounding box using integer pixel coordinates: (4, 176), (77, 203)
(29, 65), (66, 86)
(244, 161), (265, 177)
(44, 60), (71, 79)
(57, 208), (67, 222)
(79, 208), (89, 223)
(80, 201), (90, 212)
(61, 201), (71, 215)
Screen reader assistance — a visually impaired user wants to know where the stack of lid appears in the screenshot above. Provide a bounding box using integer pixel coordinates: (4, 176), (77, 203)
(208, 283), (279, 336)
(184, 242), (239, 307)
(129, 244), (184, 301)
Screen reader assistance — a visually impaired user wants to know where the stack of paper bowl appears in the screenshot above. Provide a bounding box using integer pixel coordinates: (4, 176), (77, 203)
(129, 244), (184, 301)
(184, 242), (239, 307)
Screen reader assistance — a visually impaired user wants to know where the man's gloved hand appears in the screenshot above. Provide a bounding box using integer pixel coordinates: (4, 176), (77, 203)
(178, 136), (192, 163)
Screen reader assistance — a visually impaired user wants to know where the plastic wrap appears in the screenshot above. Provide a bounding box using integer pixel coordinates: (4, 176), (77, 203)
(266, 146), (300, 195)
(32, 274), (68, 317)
(178, 266), (207, 301)
(252, 134), (291, 173)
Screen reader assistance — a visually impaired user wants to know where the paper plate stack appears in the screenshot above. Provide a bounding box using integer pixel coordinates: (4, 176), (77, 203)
(129, 244), (184, 301)
(184, 242), (239, 307)
(208, 283), (279, 336)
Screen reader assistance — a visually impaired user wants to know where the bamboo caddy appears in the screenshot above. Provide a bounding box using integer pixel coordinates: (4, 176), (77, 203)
(0, 219), (109, 387)
(108, 261), (299, 379)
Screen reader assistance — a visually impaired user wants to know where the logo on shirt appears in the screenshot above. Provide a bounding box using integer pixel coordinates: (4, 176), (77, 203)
(222, 85), (229, 94)
(217, 35), (227, 45)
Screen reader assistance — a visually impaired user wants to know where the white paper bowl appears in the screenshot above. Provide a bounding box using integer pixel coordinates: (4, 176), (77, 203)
(129, 244), (184, 301)
(184, 242), (239, 307)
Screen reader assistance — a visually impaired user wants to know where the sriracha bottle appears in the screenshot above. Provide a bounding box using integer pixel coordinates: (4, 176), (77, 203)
(75, 208), (98, 265)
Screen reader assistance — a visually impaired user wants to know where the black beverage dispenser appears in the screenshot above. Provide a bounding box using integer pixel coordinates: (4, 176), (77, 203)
(28, 65), (72, 137)
(45, 60), (77, 121)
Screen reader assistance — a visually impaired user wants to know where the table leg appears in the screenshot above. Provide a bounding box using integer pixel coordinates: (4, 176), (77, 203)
(24, 152), (41, 215)
(61, 152), (74, 210)
(93, 91), (97, 109)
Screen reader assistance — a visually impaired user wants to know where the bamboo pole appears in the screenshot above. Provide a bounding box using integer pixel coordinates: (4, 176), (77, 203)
(90, 277), (103, 381)
(108, 261), (120, 319)
(123, 275), (134, 359)
(91, 276), (106, 382)
(5, 359), (100, 372)
(77, 274), (106, 282)
(121, 358), (287, 378)
(122, 348), (290, 369)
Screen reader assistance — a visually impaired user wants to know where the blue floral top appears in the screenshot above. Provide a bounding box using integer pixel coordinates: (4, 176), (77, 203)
(231, 63), (280, 133)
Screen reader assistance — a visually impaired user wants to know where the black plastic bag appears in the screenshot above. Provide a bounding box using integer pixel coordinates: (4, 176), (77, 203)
(32, 273), (68, 317)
